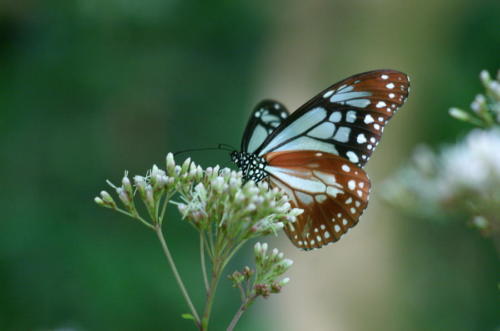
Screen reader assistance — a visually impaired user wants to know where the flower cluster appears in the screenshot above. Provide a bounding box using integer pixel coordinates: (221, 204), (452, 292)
(383, 70), (500, 239)
(449, 70), (500, 127)
(229, 243), (293, 300)
(95, 153), (301, 234)
(177, 166), (302, 242)
(95, 153), (300, 330)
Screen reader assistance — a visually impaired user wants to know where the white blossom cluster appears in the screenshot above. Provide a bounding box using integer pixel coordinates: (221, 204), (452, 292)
(383, 70), (500, 237)
(449, 70), (500, 127)
(177, 164), (303, 242)
(96, 153), (302, 238)
(384, 129), (500, 223)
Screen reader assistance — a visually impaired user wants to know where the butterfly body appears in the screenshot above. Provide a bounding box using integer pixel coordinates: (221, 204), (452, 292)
(231, 70), (410, 250)
(230, 151), (268, 182)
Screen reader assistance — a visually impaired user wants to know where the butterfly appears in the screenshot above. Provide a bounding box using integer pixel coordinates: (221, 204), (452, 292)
(230, 70), (410, 250)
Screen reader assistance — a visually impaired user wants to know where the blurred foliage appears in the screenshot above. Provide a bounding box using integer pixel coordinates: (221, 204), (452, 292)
(0, 0), (499, 330)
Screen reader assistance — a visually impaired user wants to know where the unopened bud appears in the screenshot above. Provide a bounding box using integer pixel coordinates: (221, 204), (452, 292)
(99, 191), (116, 208)
(181, 157), (191, 174)
(449, 107), (472, 121)
(94, 197), (105, 206)
(166, 153), (175, 175)
(279, 277), (290, 286)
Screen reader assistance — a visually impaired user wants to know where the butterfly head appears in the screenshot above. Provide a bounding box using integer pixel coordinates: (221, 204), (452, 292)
(230, 151), (268, 183)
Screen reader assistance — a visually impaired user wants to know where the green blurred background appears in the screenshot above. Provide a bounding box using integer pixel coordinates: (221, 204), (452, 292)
(0, 0), (498, 330)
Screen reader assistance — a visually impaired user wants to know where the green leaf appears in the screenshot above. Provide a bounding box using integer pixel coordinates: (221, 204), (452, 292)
(181, 313), (195, 320)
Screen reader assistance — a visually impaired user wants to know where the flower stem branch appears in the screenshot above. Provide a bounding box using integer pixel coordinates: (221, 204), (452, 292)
(201, 261), (223, 330)
(155, 225), (201, 327)
(96, 156), (299, 329)
(200, 232), (209, 292)
(226, 295), (257, 331)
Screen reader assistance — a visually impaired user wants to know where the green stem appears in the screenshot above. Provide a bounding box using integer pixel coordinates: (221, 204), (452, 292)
(221, 240), (246, 272)
(201, 259), (223, 330)
(155, 225), (201, 327)
(113, 208), (155, 230)
(200, 232), (209, 292)
(159, 192), (173, 224)
(226, 295), (257, 331)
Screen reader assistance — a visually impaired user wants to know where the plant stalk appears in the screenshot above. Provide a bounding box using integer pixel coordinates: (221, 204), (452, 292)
(226, 296), (256, 331)
(201, 260), (223, 330)
(200, 232), (209, 292)
(155, 225), (201, 327)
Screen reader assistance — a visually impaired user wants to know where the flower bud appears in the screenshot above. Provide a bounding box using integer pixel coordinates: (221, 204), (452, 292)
(261, 243), (268, 256)
(117, 187), (130, 206)
(449, 107), (474, 121)
(270, 282), (282, 293)
(145, 185), (155, 210)
(181, 157), (191, 174)
(99, 190), (116, 209)
(177, 203), (188, 216)
(279, 277), (290, 286)
(166, 153), (176, 175)
(94, 197), (105, 206)
(254, 242), (262, 256)
(480, 70), (490, 85)
(122, 175), (132, 191)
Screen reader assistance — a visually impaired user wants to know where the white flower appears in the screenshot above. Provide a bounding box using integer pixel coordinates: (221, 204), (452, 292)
(440, 128), (500, 195)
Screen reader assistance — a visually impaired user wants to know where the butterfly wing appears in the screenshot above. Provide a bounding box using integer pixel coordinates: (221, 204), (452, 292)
(241, 100), (289, 153)
(255, 70), (410, 167)
(264, 150), (371, 250)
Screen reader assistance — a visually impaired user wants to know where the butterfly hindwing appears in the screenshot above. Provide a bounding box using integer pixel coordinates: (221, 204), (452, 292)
(264, 150), (371, 250)
(255, 70), (410, 167)
(241, 100), (289, 153)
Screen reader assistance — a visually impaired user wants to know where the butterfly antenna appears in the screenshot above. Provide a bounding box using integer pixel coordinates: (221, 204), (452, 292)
(217, 143), (237, 151)
(173, 144), (234, 156)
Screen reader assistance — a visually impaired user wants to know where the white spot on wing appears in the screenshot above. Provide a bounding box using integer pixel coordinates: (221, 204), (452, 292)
(348, 180), (356, 190)
(346, 151), (359, 163)
(364, 114), (375, 124)
(323, 90), (334, 98)
(357, 133), (367, 144)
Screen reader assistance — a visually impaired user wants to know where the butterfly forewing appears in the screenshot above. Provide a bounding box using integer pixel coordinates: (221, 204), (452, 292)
(264, 151), (371, 250)
(255, 70), (410, 167)
(241, 100), (289, 153)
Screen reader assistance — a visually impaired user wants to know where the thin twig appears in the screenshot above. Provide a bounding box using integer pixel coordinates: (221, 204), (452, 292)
(200, 232), (209, 292)
(155, 226), (201, 327)
(114, 208), (155, 230)
(226, 296), (256, 331)
(201, 261), (222, 331)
